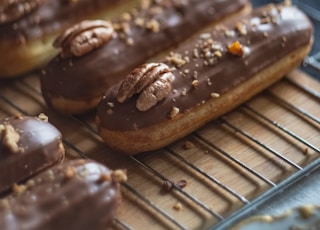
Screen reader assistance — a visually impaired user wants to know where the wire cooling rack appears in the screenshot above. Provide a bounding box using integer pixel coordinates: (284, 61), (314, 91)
(0, 0), (319, 229)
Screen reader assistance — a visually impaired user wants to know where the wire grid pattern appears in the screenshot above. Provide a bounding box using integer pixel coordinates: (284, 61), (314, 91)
(0, 70), (319, 229)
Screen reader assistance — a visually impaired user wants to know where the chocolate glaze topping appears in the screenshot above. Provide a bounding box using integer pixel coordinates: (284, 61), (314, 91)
(0, 0), (122, 44)
(0, 160), (123, 230)
(97, 4), (313, 131)
(41, 0), (249, 104)
(0, 114), (64, 194)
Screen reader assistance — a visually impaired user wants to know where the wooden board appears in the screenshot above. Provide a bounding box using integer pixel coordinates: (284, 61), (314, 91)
(0, 69), (319, 229)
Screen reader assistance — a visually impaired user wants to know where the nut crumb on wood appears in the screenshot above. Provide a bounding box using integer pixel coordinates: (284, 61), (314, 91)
(184, 141), (195, 149)
(173, 202), (183, 211)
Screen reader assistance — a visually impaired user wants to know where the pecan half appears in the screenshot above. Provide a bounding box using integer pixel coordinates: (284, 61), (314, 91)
(0, 0), (44, 24)
(117, 63), (175, 111)
(53, 20), (114, 58)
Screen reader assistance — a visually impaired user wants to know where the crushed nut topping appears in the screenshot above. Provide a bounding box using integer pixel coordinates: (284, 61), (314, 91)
(63, 166), (76, 179)
(12, 183), (27, 194)
(228, 41), (244, 56)
(0, 0), (44, 24)
(166, 52), (187, 68)
(37, 113), (48, 122)
(97, 173), (111, 183)
(193, 37), (224, 66)
(192, 80), (199, 88)
(235, 22), (247, 36)
(117, 63), (175, 111)
(210, 92), (220, 98)
(0, 124), (22, 153)
(146, 19), (160, 32)
(169, 106), (180, 118)
(53, 20), (114, 58)
(111, 169), (127, 183)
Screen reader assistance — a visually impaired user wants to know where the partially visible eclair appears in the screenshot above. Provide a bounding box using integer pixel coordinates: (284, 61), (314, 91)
(0, 159), (127, 230)
(95, 3), (314, 155)
(40, 0), (251, 114)
(0, 114), (65, 194)
(0, 0), (133, 78)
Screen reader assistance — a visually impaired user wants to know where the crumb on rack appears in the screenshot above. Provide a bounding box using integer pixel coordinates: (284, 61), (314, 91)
(173, 202), (183, 211)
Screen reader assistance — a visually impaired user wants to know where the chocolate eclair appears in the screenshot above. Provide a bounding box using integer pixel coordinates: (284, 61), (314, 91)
(0, 159), (127, 230)
(0, 0), (129, 78)
(95, 3), (313, 154)
(0, 114), (65, 194)
(40, 0), (251, 114)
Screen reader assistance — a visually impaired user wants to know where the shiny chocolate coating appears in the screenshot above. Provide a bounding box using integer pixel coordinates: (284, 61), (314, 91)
(97, 4), (313, 131)
(0, 160), (122, 230)
(0, 115), (64, 194)
(0, 0), (122, 44)
(41, 0), (249, 110)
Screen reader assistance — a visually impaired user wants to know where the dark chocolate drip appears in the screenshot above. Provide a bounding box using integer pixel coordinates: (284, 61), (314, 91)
(0, 115), (64, 194)
(0, 0), (122, 43)
(97, 5), (313, 131)
(0, 160), (120, 230)
(41, 0), (249, 101)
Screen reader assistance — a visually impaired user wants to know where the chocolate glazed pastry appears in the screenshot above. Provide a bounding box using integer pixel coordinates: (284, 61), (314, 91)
(95, 3), (314, 155)
(41, 0), (251, 114)
(0, 0), (130, 78)
(0, 114), (65, 194)
(0, 159), (127, 230)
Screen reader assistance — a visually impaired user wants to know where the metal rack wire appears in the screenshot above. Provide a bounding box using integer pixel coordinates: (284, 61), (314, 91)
(0, 68), (319, 229)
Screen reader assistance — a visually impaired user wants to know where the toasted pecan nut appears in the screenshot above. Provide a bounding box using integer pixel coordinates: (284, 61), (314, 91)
(117, 63), (175, 111)
(0, 0), (44, 24)
(53, 20), (114, 58)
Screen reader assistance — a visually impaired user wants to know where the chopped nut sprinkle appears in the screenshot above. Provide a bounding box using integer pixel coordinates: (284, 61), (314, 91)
(97, 173), (112, 183)
(192, 80), (199, 88)
(146, 19), (160, 32)
(63, 166), (76, 179)
(166, 52), (186, 68)
(1, 124), (21, 154)
(37, 113), (48, 122)
(169, 107), (180, 118)
(12, 183), (27, 194)
(228, 41), (244, 56)
(111, 169), (127, 183)
(210, 92), (220, 98)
